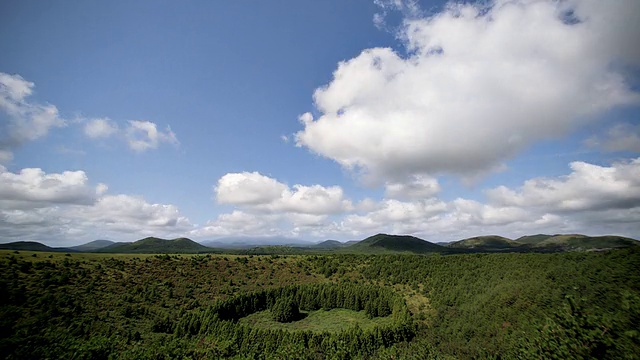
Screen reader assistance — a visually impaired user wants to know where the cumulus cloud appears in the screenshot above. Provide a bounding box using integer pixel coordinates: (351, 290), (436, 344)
(385, 175), (440, 200)
(0, 166), (100, 208)
(341, 198), (447, 234)
(319, 157), (640, 241)
(77, 194), (192, 231)
(84, 118), (119, 138)
(215, 172), (353, 215)
(486, 158), (640, 212)
(216, 172), (287, 205)
(0, 72), (65, 162)
(296, 0), (640, 182)
(585, 123), (640, 153)
(126, 120), (179, 152)
(204, 172), (354, 239)
(190, 210), (281, 238)
(0, 166), (193, 245)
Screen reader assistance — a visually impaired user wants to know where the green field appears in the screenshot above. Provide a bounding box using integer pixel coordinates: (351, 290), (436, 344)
(239, 308), (395, 332)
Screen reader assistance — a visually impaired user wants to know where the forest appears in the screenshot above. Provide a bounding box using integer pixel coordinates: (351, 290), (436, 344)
(1, 247), (639, 359)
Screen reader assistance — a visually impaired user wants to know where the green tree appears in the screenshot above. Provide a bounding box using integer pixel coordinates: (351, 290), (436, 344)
(271, 296), (300, 323)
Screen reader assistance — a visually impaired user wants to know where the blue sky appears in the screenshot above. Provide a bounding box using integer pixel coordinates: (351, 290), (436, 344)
(1, 0), (639, 246)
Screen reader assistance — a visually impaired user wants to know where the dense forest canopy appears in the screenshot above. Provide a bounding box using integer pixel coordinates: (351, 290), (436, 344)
(1, 247), (639, 359)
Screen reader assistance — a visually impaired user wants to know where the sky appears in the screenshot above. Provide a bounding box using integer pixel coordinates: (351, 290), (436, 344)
(1, 0), (639, 246)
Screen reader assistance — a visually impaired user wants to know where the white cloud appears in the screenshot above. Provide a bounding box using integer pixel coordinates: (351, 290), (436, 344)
(77, 194), (192, 231)
(4, 157), (637, 245)
(341, 198), (447, 235)
(126, 120), (179, 152)
(215, 172), (352, 215)
(0, 72), (33, 101)
(277, 184), (353, 214)
(296, 0), (640, 182)
(385, 174), (440, 200)
(83, 118), (179, 152)
(0, 166), (99, 208)
(0, 72), (66, 162)
(586, 123), (640, 153)
(205, 172), (354, 239)
(0, 166), (193, 245)
(84, 118), (119, 138)
(445, 198), (530, 227)
(486, 158), (640, 212)
(0, 73), (179, 159)
(216, 172), (287, 205)
(320, 157), (640, 241)
(204, 157), (640, 241)
(190, 210), (281, 238)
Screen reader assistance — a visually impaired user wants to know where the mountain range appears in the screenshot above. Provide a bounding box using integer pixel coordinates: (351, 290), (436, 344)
(1, 233), (637, 255)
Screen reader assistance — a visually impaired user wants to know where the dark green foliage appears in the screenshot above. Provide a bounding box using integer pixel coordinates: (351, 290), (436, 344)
(1, 247), (639, 359)
(0, 241), (75, 252)
(312, 240), (345, 248)
(515, 233), (554, 244)
(348, 233), (447, 253)
(271, 296), (299, 322)
(531, 234), (640, 251)
(447, 235), (521, 250)
(68, 239), (115, 252)
(99, 237), (215, 253)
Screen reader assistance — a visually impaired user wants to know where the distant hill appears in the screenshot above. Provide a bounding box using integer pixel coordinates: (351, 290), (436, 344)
(202, 236), (312, 249)
(100, 237), (214, 254)
(312, 240), (345, 249)
(240, 246), (307, 255)
(69, 240), (115, 252)
(447, 235), (522, 251)
(530, 235), (639, 251)
(348, 234), (446, 254)
(0, 241), (75, 252)
(515, 234), (553, 245)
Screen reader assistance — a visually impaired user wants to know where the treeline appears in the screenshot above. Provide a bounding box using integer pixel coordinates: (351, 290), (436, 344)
(163, 283), (415, 358)
(207, 283), (402, 321)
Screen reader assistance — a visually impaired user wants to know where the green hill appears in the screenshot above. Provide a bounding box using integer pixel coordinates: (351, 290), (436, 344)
(69, 240), (115, 252)
(312, 240), (344, 249)
(99, 237), (213, 254)
(241, 246), (306, 255)
(515, 234), (553, 245)
(447, 235), (522, 251)
(347, 233), (446, 254)
(531, 234), (639, 251)
(0, 241), (74, 252)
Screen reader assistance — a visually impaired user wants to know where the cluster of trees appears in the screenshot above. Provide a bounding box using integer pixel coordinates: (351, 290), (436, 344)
(157, 283), (415, 358)
(192, 282), (403, 323)
(271, 296), (299, 322)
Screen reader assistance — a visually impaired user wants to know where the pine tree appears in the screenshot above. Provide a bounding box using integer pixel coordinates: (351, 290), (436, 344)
(271, 296), (299, 323)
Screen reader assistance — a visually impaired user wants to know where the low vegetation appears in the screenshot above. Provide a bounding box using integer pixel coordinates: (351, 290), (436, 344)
(240, 308), (396, 332)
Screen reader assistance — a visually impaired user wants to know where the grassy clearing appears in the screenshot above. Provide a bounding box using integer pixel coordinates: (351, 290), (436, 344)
(238, 308), (395, 332)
